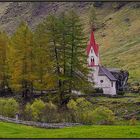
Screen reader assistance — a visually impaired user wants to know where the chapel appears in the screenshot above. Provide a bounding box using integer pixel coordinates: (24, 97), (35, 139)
(86, 31), (129, 95)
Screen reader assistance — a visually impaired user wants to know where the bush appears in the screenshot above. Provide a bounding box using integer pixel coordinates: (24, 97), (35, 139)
(83, 87), (96, 94)
(0, 98), (19, 117)
(0, 99), (6, 116)
(67, 97), (93, 111)
(130, 82), (140, 93)
(42, 101), (58, 123)
(67, 98), (115, 124)
(117, 91), (125, 96)
(129, 116), (137, 126)
(25, 99), (59, 122)
(24, 103), (32, 121)
(94, 88), (103, 93)
(67, 98), (94, 123)
(80, 110), (95, 124)
(92, 106), (115, 125)
(25, 99), (46, 121)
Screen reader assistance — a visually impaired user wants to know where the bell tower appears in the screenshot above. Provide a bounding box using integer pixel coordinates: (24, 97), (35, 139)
(86, 31), (100, 67)
(86, 30), (100, 83)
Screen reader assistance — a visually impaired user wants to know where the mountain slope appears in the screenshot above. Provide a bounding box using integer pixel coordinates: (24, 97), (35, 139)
(0, 2), (140, 83)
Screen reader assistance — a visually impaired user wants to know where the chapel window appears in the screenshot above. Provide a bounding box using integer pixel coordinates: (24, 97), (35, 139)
(111, 81), (113, 87)
(100, 80), (103, 83)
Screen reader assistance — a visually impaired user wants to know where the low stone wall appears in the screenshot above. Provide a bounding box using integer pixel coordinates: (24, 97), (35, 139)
(0, 115), (82, 129)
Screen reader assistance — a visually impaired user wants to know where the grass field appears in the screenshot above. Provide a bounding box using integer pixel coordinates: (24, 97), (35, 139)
(0, 121), (140, 138)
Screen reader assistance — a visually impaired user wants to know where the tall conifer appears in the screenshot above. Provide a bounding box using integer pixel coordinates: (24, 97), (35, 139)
(10, 22), (34, 98)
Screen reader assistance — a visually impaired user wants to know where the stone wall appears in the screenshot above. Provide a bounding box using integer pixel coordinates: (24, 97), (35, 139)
(0, 115), (81, 129)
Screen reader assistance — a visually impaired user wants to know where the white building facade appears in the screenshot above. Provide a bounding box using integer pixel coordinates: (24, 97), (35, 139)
(86, 31), (117, 95)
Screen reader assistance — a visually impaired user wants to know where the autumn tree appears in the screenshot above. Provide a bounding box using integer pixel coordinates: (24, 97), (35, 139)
(10, 22), (34, 98)
(42, 15), (63, 104)
(0, 31), (10, 94)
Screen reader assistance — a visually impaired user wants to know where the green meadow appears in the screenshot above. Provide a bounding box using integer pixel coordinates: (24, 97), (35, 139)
(0, 121), (140, 138)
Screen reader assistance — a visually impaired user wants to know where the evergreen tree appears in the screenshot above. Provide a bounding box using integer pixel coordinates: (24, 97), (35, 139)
(33, 23), (56, 93)
(66, 10), (91, 94)
(43, 11), (92, 105)
(56, 12), (71, 104)
(43, 15), (63, 105)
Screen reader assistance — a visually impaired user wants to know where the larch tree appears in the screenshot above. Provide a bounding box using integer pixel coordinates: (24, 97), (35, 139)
(33, 23), (56, 93)
(0, 31), (10, 94)
(42, 11), (92, 106)
(10, 22), (34, 98)
(56, 12), (72, 105)
(43, 15), (63, 105)
(66, 10), (92, 94)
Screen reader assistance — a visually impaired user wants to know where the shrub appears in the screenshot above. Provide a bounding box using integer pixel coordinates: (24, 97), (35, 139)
(117, 91), (125, 96)
(83, 87), (96, 94)
(67, 98), (93, 111)
(0, 99), (6, 116)
(42, 101), (58, 123)
(25, 99), (46, 121)
(81, 110), (95, 124)
(67, 98), (116, 125)
(24, 103), (32, 121)
(25, 99), (59, 122)
(0, 98), (19, 117)
(67, 98), (94, 123)
(94, 88), (103, 93)
(67, 98), (78, 111)
(92, 106), (115, 125)
(129, 116), (137, 126)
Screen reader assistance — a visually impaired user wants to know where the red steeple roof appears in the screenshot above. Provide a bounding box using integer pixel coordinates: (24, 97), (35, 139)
(86, 31), (99, 56)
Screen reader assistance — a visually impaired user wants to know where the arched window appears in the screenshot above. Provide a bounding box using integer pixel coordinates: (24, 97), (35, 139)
(91, 58), (94, 62)
(90, 58), (94, 66)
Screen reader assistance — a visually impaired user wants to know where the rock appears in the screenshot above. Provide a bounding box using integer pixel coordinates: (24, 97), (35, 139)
(93, 2), (103, 7)
(124, 18), (130, 23)
(132, 3), (140, 9)
(113, 2), (128, 10)
(101, 33), (106, 37)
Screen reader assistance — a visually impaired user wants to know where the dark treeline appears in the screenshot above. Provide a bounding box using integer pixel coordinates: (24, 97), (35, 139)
(0, 10), (94, 106)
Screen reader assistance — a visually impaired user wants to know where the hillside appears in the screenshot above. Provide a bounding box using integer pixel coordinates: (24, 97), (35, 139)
(0, 2), (140, 83)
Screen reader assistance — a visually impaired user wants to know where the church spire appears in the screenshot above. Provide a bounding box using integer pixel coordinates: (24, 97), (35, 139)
(86, 30), (100, 67)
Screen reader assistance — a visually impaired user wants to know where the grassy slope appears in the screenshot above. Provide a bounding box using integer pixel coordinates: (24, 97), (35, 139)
(82, 2), (140, 83)
(83, 4), (140, 82)
(96, 3), (140, 83)
(89, 94), (140, 118)
(0, 121), (140, 138)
